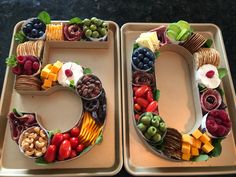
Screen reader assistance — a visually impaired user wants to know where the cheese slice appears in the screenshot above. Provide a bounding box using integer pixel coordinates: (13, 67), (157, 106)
(136, 37), (155, 52)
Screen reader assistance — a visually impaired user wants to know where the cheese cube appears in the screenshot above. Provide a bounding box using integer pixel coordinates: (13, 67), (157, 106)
(181, 142), (191, 154)
(193, 139), (202, 149)
(182, 153), (191, 161)
(182, 134), (194, 145)
(191, 147), (199, 156)
(43, 79), (52, 88)
(192, 129), (202, 139)
(40, 68), (51, 79)
(199, 133), (211, 144)
(48, 72), (57, 81)
(202, 142), (214, 153)
(51, 61), (63, 73)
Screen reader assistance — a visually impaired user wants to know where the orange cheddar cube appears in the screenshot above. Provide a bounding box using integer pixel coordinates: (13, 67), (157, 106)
(202, 142), (214, 153)
(181, 142), (191, 154)
(40, 68), (51, 79)
(48, 72), (57, 81)
(192, 129), (202, 139)
(191, 147), (199, 156)
(182, 153), (191, 161)
(199, 133), (211, 144)
(182, 134), (194, 145)
(43, 79), (52, 88)
(51, 61), (63, 73)
(193, 139), (202, 149)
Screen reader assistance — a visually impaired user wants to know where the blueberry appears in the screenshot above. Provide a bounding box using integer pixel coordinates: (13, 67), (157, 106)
(23, 26), (30, 34)
(143, 57), (149, 64)
(138, 53), (144, 60)
(38, 23), (46, 30)
(132, 56), (139, 65)
(38, 31), (44, 37)
(148, 61), (154, 67)
(143, 64), (149, 70)
(26, 23), (33, 30)
(142, 48), (147, 53)
(31, 29), (38, 37)
(133, 50), (139, 57)
(33, 23), (39, 29)
(146, 51), (155, 61)
(32, 18), (41, 24)
(138, 62), (144, 69)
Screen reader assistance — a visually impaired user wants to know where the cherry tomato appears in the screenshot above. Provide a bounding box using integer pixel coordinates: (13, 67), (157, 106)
(76, 144), (85, 153)
(134, 103), (141, 111)
(51, 133), (64, 147)
(62, 133), (71, 140)
(136, 98), (149, 108)
(134, 114), (140, 121)
(146, 90), (154, 102)
(70, 150), (77, 159)
(146, 101), (158, 112)
(70, 137), (79, 149)
(135, 85), (150, 98)
(44, 145), (57, 163)
(70, 127), (80, 137)
(59, 140), (72, 159)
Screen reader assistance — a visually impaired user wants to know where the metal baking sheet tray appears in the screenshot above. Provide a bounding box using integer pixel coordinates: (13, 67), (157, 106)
(0, 20), (122, 176)
(121, 23), (236, 176)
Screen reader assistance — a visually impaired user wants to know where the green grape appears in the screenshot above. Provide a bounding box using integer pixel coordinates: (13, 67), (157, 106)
(92, 31), (99, 38)
(83, 18), (91, 26)
(85, 29), (92, 38)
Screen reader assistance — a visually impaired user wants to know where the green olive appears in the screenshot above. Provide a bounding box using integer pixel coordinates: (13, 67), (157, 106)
(100, 28), (107, 36)
(90, 24), (97, 31)
(97, 19), (103, 26)
(91, 17), (98, 24)
(92, 31), (99, 38)
(102, 22), (108, 29)
(85, 29), (92, 38)
(83, 18), (91, 26)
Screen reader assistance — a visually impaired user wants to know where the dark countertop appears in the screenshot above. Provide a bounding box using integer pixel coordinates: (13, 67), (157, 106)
(0, 0), (236, 176)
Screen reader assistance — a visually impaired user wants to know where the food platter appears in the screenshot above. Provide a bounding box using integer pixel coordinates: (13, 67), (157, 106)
(121, 23), (236, 175)
(0, 12), (122, 176)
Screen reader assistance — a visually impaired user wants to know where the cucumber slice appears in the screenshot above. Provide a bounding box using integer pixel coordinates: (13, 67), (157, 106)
(176, 28), (188, 41)
(180, 31), (191, 41)
(166, 30), (178, 40)
(167, 23), (181, 34)
(177, 20), (190, 30)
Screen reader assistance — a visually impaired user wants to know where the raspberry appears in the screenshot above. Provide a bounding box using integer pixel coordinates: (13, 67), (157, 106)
(12, 65), (22, 75)
(216, 125), (227, 137)
(24, 60), (33, 71)
(65, 69), (73, 77)
(17, 56), (26, 65)
(32, 61), (40, 71)
(205, 70), (215, 78)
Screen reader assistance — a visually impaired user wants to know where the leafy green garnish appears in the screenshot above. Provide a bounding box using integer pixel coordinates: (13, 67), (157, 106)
(48, 129), (61, 139)
(209, 138), (223, 157)
(198, 83), (206, 92)
(95, 134), (103, 145)
(154, 51), (160, 58)
(133, 43), (139, 51)
(154, 89), (160, 101)
(12, 108), (23, 117)
(69, 17), (82, 25)
(35, 156), (48, 165)
(83, 67), (92, 74)
(218, 68), (227, 79)
(192, 154), (209, 162)
(5, 55), (17, 67)
(38, 11), (51, 24)
(69, 80), (75, 89)
(14, 30), (27, 43)
(202, 39), (213, 48)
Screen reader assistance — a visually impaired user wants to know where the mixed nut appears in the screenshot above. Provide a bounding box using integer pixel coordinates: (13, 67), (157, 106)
(19, 126), (48, 158)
